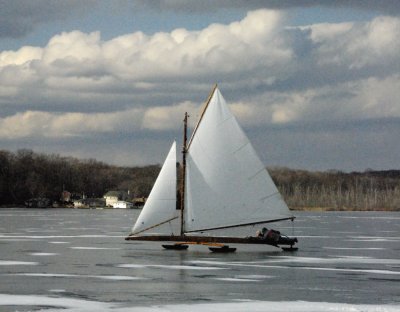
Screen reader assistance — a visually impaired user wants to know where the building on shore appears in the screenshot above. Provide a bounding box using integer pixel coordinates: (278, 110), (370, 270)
(73, 198), (105, 209)
(112, 201), (134, 209)
(103, 191), (130, 207)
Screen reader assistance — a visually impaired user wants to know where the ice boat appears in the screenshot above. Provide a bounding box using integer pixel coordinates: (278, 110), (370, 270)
(126, 85), (298, 251)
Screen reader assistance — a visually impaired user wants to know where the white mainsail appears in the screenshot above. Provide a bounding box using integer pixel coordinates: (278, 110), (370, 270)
(184, 88), (293, 233)
(131, 141), (179, 235)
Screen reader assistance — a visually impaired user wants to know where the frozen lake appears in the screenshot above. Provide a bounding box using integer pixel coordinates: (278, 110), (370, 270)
(0, 208), (399, 311)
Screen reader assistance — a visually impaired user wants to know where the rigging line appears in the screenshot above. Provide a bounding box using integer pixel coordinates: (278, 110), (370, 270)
(184, 217), (296, 234)
(292, 218), (294, 236)
(129, 216), (179, 236)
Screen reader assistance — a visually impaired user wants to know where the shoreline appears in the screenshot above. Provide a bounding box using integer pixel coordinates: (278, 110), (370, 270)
(291, 206), (399, 212)
(0, 206), (398, 212)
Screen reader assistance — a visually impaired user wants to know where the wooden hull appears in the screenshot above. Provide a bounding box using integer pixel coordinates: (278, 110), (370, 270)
(162, 244), (189, 250)
(125, 234), (297, 248)
(209, 246), (236, 253)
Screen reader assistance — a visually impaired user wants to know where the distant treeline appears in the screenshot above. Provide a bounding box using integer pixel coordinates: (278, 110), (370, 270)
(0, 149), (399, 210)
(0, 149), (160, 206)
(269, 167), (400, 211)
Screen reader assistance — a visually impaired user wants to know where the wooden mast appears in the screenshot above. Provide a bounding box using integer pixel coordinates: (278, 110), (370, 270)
(180, 85), (216, 235)
(180, 112), (188, 236)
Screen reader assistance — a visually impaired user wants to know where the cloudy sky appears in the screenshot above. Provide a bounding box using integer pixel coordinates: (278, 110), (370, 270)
(0, 1), (399, 171)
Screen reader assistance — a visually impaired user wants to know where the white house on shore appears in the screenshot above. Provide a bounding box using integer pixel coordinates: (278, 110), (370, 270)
(73, 198), (106, 208)
(103, 191), (130, 207)
(112, 201), (134, 209)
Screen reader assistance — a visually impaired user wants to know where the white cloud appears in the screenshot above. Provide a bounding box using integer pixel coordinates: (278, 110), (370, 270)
(0, 9), (290, 85)
(142, 101), (197, 130)
(351, 75), (400, 118)
(0, 111), (52, 139)
(0, 100), (204, 139)
(0, 46), (42, 66)
(308, 16), (400, 69)
(229, 73), (400, 129)
(0, 9), (399, 170)
(0, 109), (143, 139)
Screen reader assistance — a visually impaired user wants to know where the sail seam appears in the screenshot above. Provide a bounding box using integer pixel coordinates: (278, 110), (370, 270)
(217, 115), (234, 128)
(245, 192), (285, 221)
(233, 141), (249, 155)
(248, 167), (268, 181)
(260, 192), (280, 202)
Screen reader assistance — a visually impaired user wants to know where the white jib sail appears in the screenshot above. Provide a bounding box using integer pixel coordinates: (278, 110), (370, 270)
(131, 141), (179, 235)
(185, 88), (293, 234)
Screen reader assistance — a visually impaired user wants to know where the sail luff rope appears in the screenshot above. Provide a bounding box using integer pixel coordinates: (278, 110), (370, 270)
(187, 83), (218, 150)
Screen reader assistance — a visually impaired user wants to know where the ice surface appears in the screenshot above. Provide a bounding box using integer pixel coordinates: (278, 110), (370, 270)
(323, 247), (385, 250)
(0, 238), (39, 241)
(0, 295), (398, 312)
(186, 259), (400, 275)
(1, 209), (399, 309)
(0, 234), (123, 238)
(263, 255), (400, 265)
(189, 255), (400, 265)
(70, 246), (121, 250)
(338, 216), (400, 220)
(118, 264), (225, 270)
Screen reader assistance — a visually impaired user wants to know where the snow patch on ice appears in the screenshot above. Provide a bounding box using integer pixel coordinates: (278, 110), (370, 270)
(0, 260), (38, 266)
(118, 264), (225, 270)
(212, 277), (261, 282)
(96, 275), (142, 281)
(117, 264), (147, 269)
(236, 274), (274, 279)
(30, 252), (58, 256)
(49, 241), (70, 244)
(70, 246), (121, 250)
(9, 273), (146, 281)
